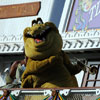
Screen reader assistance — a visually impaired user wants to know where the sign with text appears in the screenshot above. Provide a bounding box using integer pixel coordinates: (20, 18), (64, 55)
(67, 0), (100, 31)
(0, 2), (40, 19)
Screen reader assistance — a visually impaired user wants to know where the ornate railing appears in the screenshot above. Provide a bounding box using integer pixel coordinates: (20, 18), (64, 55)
(0, 88), (100, 100)
(0, 29), (100, 54)
(62, 29), (100, 51)
(0, 34), (24, 53)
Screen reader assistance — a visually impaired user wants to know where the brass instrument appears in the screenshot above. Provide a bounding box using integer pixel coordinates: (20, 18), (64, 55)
(74, 57), (98, 75)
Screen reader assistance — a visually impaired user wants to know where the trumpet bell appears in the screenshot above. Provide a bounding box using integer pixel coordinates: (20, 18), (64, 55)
(89, 66), (98, 75)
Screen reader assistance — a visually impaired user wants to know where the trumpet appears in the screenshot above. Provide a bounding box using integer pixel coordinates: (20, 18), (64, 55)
(74, 57), (98, 75)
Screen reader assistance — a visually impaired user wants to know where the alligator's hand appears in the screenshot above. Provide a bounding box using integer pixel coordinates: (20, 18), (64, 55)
(77, 60), (86, 71)
(21, 75), (38, 88)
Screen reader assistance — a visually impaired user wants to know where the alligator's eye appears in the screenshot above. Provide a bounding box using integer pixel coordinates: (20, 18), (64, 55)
(32, 20), (37, 26)
(25, 32), (33, 38)
(37, 18), (43, 24)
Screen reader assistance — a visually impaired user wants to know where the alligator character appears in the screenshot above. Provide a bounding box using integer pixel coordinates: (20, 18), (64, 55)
(21, 18), (82, 88)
